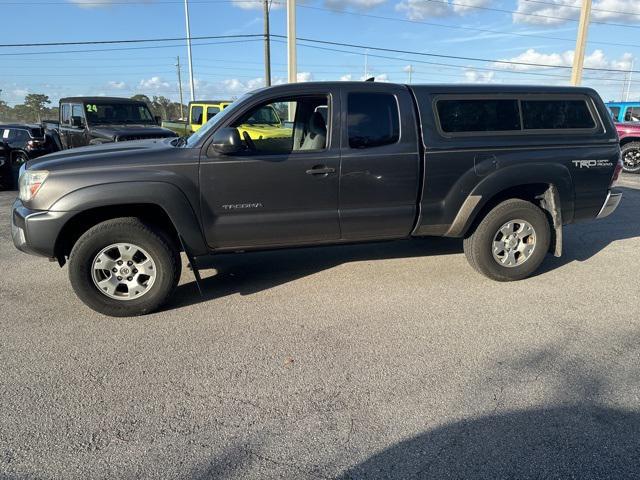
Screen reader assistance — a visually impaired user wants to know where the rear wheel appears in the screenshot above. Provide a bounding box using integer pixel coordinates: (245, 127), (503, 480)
(621, 142), (640, 174)
(69, 217), (181, 316)
(463, 199), (550, 281)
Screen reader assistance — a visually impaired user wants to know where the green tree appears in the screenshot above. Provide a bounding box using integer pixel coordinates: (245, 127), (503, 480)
(24, 93), (51, 122)
(0, 100), (11, 121)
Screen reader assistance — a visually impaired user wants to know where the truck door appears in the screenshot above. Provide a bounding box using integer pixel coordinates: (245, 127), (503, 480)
(199, 89), (341, 249)
(59, 103), (72, 149)
(338, 86), (421, 240)
(69, 104), (89, 147)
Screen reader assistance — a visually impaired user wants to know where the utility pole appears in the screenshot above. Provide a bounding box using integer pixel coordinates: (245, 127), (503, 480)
(571, 0), (592, 86)
(364, 50), (369, 79)
(184, 0), (196, 101)
(407, 64), (414, 84)
(175, 56), (185, 119)
(287, 0), (297, 84)
(263, 0), (271, 86)
(624, 59), (634, 101)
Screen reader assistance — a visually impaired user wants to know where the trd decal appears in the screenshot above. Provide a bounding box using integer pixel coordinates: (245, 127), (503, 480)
(572, 159), (613, 169)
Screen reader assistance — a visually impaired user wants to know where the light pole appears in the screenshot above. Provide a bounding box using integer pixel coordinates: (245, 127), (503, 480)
(184, 0), (196, 101)
(571, 0), (592, 86)
(287, 0), (297, 84)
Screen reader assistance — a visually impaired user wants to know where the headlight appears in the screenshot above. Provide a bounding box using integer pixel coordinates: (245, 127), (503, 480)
(19, 168), (49, 202)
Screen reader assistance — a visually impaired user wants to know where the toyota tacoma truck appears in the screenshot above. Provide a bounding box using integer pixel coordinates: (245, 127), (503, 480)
(44, 96), (177, 149)
(12, 82), (623, 316)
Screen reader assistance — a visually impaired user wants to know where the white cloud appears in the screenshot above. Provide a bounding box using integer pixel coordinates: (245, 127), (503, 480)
(396, 0), (490, 19)
(493, 48), (634, 72)
(231, 0), (282, 10)
(138, 76), (172, 94)
(297, 71), (314, 82)
(463, 69), (495, 83)
(107, 81), (127, 90)
(324, 0), (387, 9)
(340, 74), (353, 81)
(513, 0), (640, 26)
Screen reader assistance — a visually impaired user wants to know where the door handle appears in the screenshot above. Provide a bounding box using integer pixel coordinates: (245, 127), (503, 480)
(306, 165), (336, 175)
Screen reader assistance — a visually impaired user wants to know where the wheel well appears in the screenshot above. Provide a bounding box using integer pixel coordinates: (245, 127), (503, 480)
(466, 183), (560, 253)
(54, 204), (181, 265)
(620, 137), (640, 148)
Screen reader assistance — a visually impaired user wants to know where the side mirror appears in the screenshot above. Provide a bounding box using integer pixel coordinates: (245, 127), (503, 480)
(210, 127), (243, 155)
(71, 116), (84, 128)
(154, 115), (162, 126)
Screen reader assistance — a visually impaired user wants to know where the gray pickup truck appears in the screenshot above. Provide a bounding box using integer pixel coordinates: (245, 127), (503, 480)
(12, 82), (622, 316)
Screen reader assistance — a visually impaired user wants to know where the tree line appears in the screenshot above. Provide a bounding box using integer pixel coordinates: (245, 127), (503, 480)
(0, 93), (187, 123)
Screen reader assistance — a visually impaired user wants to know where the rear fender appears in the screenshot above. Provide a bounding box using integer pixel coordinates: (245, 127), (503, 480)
(447, 163), (574, 241)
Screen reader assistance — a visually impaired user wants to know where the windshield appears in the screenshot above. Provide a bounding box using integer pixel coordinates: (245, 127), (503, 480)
(245, 106), (280, 125)
(185, 94), (249, 147)
(84, 102), (156, 125)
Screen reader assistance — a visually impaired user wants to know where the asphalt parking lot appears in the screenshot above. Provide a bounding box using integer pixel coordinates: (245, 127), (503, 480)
(2, 175), (640, 480)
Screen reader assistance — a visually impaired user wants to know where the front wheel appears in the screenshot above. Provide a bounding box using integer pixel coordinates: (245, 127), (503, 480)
(69, 217), (181, 316)
(621, 142), (640, 174)
(463, 199), (551, 282)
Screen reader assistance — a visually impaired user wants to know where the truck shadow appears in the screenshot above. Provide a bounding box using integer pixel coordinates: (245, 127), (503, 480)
(335, 405), (640, 479)
(167, 185), (640, 309)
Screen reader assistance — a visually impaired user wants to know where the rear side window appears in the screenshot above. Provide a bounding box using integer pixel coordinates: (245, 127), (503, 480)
(61, 104), (71, 125)
(437, 99), (521, 133)
(624, 107), (640, 122)
(522, 100), (595, 129)
(191, 106), (203, 125)
(348, 93), (399, 149)
(206, 106), (220, 122)
(608, 106), (620, 120)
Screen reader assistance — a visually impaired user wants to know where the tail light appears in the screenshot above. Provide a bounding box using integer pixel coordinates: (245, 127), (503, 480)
(26, 139), (45, 149)
(610, 154), (623, 188)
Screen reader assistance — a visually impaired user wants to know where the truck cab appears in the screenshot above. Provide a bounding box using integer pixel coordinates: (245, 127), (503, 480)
(607, 102), (640, 123)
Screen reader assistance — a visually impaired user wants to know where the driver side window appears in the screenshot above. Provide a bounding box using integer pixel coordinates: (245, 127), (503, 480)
(231, 95), (328, 155)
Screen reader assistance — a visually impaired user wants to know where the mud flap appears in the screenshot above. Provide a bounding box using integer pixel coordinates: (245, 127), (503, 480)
(178, 235), (203, 297)
(541, 185), (563, 257)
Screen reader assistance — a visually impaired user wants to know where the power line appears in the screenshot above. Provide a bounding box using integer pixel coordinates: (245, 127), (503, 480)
(423, 0), (640, 29)
(271, 35), (640, 74)
(0, 33), (263, 48)
(295, 3), (640, 50)
(522, 0), (640, 18)
(0, 38), (263, 56)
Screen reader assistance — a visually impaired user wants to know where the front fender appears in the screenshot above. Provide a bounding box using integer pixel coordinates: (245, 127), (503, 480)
(50, 181), (208, 256)
(447, 163), (574, 237)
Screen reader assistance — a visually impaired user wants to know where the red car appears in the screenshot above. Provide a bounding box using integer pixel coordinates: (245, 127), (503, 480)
(616, 122), (640, 173)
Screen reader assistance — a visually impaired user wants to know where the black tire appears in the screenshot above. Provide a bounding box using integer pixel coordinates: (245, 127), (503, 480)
(68, 217), (181, 317)
(463, 199), (551, 282)
(621, 142), (640, 174)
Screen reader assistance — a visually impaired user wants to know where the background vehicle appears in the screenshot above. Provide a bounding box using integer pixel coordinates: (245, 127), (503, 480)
(163, 100), (231, 136)
(607, 102), (640, 122)
(45, 97), (177, 149)
(0, 124), (57, 189)
(615, 121), (640, 173)
(12, 82), (622, 317)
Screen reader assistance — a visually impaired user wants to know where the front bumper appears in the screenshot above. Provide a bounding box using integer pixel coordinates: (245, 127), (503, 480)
(596, 190), (622, 219)
(12, 199), (70, 258)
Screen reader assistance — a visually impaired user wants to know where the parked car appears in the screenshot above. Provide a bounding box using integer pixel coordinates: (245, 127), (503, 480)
(12, 82), (622, 316)
(0, 124), (58, 189)
(44, 97), (177, 149)
(615, 121), (640, 173)
(607, 102), (640, 123)
(163, 100), (232, 136)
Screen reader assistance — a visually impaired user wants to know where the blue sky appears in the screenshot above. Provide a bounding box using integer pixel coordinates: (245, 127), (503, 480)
(1, 0), (639, 106)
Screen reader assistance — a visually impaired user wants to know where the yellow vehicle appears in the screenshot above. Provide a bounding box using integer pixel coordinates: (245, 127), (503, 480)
(189, 100), (231, 133)
(236, 105), (292, 141)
